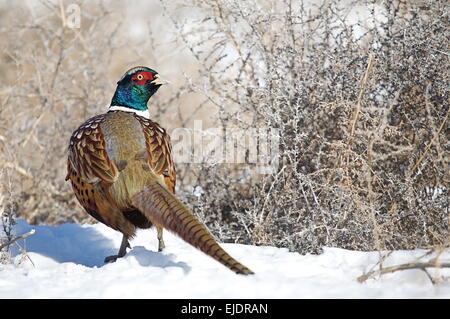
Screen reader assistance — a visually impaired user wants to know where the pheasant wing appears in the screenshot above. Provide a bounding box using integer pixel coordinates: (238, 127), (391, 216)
(134, 115), (176, 193)
(67, 114), (119, 185)
(66, 114), (136, 236)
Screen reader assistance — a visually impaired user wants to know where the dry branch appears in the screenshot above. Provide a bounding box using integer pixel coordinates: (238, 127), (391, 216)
(349, 54), (375, 136)
(409, 107), (449, 176)
(357, 260), (450, 283)
(1, 162), (33, 179)
(0, 229), (35, 251)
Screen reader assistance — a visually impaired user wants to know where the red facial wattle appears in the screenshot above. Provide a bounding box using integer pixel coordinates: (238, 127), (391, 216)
(132, 71), (154, 86)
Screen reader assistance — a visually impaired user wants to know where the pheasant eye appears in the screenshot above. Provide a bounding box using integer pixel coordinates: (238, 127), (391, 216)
(136, 74), (144, 81)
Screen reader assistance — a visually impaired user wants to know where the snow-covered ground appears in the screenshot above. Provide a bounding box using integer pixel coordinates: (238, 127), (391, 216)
(1, 219), (449, 298)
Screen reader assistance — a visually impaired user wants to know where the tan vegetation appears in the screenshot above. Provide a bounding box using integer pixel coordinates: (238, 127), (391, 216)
(1, 0), (448, 260)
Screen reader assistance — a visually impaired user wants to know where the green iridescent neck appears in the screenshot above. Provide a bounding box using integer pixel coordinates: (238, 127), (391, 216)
(110, 84), (150, 111)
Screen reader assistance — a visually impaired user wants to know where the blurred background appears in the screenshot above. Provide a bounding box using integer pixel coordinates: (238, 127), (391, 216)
(0, 0), (448, 254)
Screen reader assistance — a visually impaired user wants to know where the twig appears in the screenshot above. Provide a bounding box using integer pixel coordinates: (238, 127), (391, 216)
(0, 229), (35, 251)
(20, 112), (45, 148)
(12, 236), (36, 267)
(409, 107), (449, 175)
(1, 162), (33, 179)
(357, 260), (450, 283)
(349, 54), (375, 136)
(259, 165), (286, 224)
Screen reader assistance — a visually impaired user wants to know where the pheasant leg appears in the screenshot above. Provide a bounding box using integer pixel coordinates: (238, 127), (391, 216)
(104, 235), (130, 263)
(157, 226), (165, 252)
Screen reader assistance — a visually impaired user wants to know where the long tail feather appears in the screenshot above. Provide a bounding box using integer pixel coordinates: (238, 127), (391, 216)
(131, 182), (254, 275)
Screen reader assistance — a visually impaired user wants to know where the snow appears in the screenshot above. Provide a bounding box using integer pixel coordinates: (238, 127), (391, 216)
(1, 219), (449, 298)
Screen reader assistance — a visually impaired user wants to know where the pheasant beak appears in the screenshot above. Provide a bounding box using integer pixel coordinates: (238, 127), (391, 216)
(151, 74), (170, 86)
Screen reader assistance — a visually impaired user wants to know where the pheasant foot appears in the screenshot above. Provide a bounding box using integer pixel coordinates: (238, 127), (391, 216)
(104, 235), (130, 263)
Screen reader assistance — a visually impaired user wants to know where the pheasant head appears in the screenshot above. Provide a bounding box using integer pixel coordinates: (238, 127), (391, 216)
(110, 66), (167, 115)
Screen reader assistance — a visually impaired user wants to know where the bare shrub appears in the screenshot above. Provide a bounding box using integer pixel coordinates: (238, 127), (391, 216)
(0, 1), (184, 226)
(0, 0), (448, 256)
(0, 169), (15, 264)
(166, 0), (449, 253)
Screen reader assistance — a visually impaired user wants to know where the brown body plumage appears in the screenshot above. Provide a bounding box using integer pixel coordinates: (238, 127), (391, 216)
(66, 67), (253, 275)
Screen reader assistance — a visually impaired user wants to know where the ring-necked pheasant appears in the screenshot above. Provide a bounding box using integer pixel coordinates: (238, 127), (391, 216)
(66, 66), (254, 275)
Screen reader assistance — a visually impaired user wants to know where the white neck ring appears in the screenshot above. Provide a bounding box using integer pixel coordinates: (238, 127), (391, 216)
(109, 105), (150, 119)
